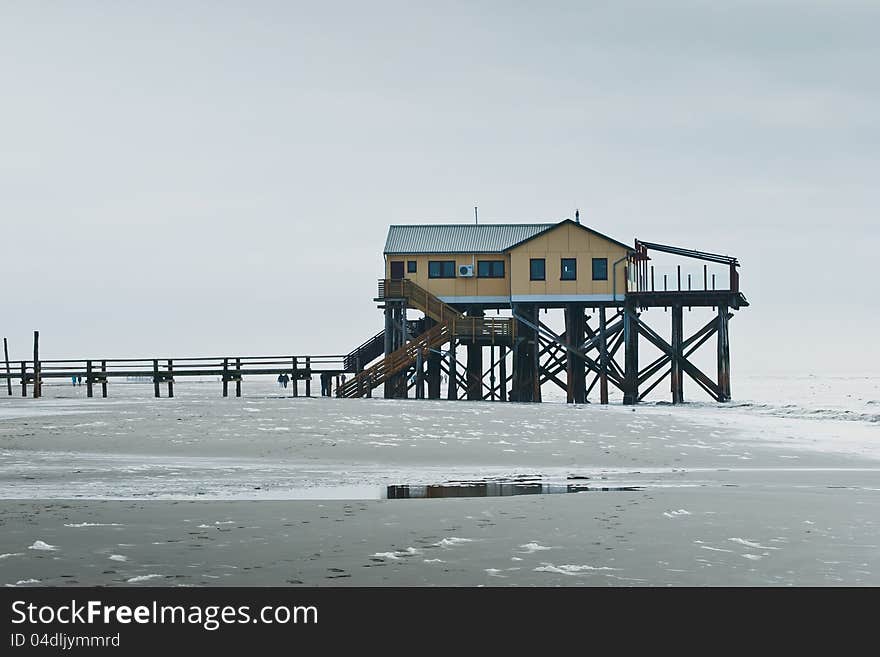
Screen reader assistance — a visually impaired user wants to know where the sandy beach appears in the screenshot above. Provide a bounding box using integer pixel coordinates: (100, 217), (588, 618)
(1, 381), (878, 586)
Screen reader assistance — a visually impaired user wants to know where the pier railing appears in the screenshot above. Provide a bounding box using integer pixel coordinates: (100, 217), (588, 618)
(1, 354), (348, 399)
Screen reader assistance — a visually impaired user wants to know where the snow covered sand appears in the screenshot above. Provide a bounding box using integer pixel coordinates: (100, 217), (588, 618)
(0, 378), (878, 585)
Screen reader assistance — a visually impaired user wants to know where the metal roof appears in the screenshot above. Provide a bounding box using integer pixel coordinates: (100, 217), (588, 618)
(384, 223), (553, 255)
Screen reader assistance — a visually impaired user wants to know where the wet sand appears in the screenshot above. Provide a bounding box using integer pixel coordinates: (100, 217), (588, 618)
(1, 385), (878, 586)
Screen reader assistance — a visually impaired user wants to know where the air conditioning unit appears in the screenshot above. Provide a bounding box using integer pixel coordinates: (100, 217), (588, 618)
(458, 264), (474, 277)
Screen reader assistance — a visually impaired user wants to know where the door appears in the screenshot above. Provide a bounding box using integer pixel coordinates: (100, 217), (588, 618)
(390, 261), (405, 279)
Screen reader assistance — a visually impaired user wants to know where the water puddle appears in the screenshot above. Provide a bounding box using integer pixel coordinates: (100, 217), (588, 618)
(385, 479), (642, 499)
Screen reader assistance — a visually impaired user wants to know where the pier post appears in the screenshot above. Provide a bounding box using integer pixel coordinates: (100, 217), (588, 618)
(33, 331), (40, 399)
(153, 359), (160, 398)
(512, 304), (538, 402)
(466, 310), (483, 401)
(671, 304), (684, 404)
(499, 345), (507, 402)
(533, 310), (542, 402)
(101, 361), (107, 397)
(415, 349), (425, 399)
(447, 340), (457, 400)
(384, 303), (406, 399)
(293, 357), (299, 397)
(235, 358), (242, 397)
(167, 359), (174, 398)
(426, 319), (441, 399)
(623, 300), (639, 405)
(305, 357), (311, 397)
(598, 307), (609, 404)
(717, 303), (731, 401)
(565, 304), (586, 404)
(3, 338), (11, 396)
(86, 360), (93, 398)
(20, 361), (26, 397)
(222, 358), (229, 397)
(489, 346), (496, 401)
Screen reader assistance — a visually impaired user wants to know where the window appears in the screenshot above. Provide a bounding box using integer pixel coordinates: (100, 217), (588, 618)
(407, 260), (417, 274)
(428, 260), (456, 278)
(530, 258), (545, 281)
(592, 258), (608, 281)
(561, 258), (577, 280)
(477, 260), (505, 278)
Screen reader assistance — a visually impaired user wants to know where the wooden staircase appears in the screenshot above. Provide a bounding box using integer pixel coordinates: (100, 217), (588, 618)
(378, 278), (462, 324)
(336, 279), (516, 398)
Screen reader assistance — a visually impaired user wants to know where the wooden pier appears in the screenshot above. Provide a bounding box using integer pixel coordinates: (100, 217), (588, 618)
(1, 351), (352, 399)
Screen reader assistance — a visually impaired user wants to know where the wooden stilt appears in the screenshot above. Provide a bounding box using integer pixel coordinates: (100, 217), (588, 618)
(86, 360), (93, 398)
(293, 357), (299, 397)
(235, 358), (242, 397)
(415, 349), (424, 399)
(153, 359), (161, 398)
(598, 307), (609, 404)
(167, 359), (174, 398)
(564, 305), (586, 403)
(717, 304), (731, 401)
(447, 340), (457, 400)
(101, 361), (107, 397)
(3, 338), (11, 396)
(32, 331), (40, 399)
(222, 358), (229, 397)
(305, 357), (311, 397)
(499, 345), (507, 402)
(426, 334), (441, 399)
(466, 340), (482, 401)
(671, 304), (683, 404)
(623, 301), (639, 404)
(20, 361), (26, 397)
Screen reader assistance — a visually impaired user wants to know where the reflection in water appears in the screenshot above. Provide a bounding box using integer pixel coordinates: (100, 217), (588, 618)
(385, 481), (642, 499)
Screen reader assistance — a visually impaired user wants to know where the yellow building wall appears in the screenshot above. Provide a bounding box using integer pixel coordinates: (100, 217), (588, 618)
(384, 222), (629, 300)
(508, 222), (628, 297)
(384, 253), (511, 298)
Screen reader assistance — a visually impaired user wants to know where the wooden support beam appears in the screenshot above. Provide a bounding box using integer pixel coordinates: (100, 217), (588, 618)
(167, 359), (174, 398)
(3, 338), (11, 396)
(153, 359), (161, 398)
(717, 303), (731, 401)
(499, 345), (507, 401)
(426, 318), (441, 399)
(293, 357), (299, 397)
(565, 305), (586, 403)
(598, 307), (609, 404)
(671, 305), (684, 404)
(465, 310), (483, 401)
(415, 349), (425, 399)
(222, 358), (229, 397)
(384, 306), (394, 399)
(305, 357), (311, 397)
(86, 360), (93, 398)
(101, 361), (107, 397)
(20, 361), (26, 397)
(639, 353), (672, 386)
(235, 357), (242, 397)
(623, 301), (639, 405)
(33, 331), (40, 399)
(447, 340), (457, 400)
(639, 365), (672, 401)
(636, 315), (721, 400)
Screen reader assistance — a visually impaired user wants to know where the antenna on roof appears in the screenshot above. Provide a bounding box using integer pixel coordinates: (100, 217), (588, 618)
(575, 209), (580, 224)
(474, 206), (478, 224)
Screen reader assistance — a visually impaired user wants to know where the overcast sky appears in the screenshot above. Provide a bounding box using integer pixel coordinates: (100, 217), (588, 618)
(1, 1), (877, 375)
